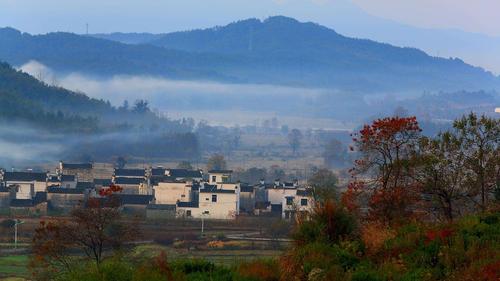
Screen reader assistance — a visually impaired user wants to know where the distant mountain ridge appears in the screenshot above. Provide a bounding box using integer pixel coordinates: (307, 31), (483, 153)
(1, 16), (499, 92)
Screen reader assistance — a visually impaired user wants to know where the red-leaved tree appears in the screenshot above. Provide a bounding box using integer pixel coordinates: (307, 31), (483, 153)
(350, 116), (422, 223)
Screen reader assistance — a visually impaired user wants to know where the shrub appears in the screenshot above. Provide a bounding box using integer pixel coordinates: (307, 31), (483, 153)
(236, 259), (280, 281)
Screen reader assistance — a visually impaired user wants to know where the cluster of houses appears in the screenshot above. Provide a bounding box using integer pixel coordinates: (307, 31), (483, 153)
(0, 162), (314, 220)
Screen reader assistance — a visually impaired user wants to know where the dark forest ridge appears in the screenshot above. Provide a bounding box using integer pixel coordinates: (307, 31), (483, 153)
(1, 16), (499, 92)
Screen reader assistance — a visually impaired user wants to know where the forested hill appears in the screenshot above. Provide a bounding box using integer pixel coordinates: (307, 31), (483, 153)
(0, 62), (111, 114)
(0, 62), (111, 132)
(0, 62), (192, 134)
(1, 16), (500, 92)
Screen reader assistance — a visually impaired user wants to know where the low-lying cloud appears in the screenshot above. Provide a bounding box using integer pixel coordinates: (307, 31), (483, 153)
(19, 60), (326, 107)
(18, 60), (363, 129)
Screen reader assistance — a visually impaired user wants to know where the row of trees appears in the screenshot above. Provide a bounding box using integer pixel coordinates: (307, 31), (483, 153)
(346, 113), (499, 223)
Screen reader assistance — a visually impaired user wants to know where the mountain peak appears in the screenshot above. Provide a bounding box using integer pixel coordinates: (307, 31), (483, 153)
(263, 16), (300, 25)
(0, 27), (22, 37)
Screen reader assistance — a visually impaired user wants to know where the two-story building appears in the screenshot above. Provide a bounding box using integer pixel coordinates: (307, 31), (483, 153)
(153, 180), (192, 205)
(58, 162), (94, 182)
(282, 189), (314, 219)
(176, 185), (239, 220)
(1, 171), (47, 200)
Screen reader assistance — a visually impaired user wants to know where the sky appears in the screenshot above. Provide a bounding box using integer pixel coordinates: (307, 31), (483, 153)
(0, 0), (498, 37)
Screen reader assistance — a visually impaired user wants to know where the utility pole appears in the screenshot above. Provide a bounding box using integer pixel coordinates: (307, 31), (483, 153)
(201, 215), (204, 235)
(14, 219), (25, 249)
(201, 211), (209, 236)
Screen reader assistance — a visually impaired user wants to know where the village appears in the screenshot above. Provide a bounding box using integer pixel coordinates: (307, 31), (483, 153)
(0, 162), (314, 221)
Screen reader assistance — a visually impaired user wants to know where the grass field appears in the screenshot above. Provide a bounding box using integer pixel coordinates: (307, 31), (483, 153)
(0, 255), (29, 280)
(0, 242), (284, 280)
(132, 243), (283, 265)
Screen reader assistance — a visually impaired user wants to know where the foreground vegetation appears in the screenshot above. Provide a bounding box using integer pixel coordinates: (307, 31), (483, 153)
(19, 210), (498, 281)
(13, 113), (500, 280)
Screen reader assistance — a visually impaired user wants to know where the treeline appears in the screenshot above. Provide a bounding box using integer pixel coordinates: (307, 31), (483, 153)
(0, 90), (99, 133)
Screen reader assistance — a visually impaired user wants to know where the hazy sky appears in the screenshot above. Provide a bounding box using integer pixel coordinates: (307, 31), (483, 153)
(0, 0), (498, 37)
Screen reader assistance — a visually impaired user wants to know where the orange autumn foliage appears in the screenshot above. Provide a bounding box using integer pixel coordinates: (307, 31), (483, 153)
(361, 222), (396, 256)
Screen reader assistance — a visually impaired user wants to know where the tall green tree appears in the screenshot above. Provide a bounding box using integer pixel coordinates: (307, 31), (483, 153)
(453, 113), (500, 210)
(418, 132), (470, 222)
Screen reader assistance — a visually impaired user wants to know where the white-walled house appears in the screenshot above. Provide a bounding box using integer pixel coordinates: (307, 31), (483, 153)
(267, 187), (298, 205)
(282, 189), (314, 219)
(208, 170), (233, 184)
(176, 185), (239, 220)
(1, 171), (47, 200)
(153, 181), (192, 204)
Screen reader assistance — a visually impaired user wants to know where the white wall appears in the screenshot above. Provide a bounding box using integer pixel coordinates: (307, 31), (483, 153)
(282, 194), (313, 219)
(154, 182), (191, 204)
(177, 191), (239, 220)
(267, 188), (297, 205)
(10, 183), (34, 199)
(208, 173), (231, 184)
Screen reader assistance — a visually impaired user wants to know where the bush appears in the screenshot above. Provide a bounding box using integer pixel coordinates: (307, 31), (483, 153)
(236, 259), (280, 281)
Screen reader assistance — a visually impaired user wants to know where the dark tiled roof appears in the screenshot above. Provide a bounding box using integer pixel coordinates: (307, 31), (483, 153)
(61, 175), (76, 182)
(48, 187), (86, 194)
(114, 169), (145, 177)
(76, 182), (95, 189)
(151, 168), (166, 176)
(94, 179), (112, 186)
(254, 183), (274, 189)
(167, 169), (203, 178)
(177, 201), (199, 208)
(118, 194), (153, 205)
(3, 172), (46, 182)
(62, 163), (93, 169)
(146, 204), (176, 210)
(10, 199), (34, 207)
(150, 176), (177, 185)
(48, 176), (59, 182)
(240, 185), (254, 193)
(200, 188), (235, 194)
(114, 177), (144, 185)
(208, 170), (233, 174)
(296, 189), (312, 197)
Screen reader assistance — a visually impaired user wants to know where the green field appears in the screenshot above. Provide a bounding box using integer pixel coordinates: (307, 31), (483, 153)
(0, 255), (29, 280)
(0, 243), (283, 280)
(132, 244), (282, 265)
